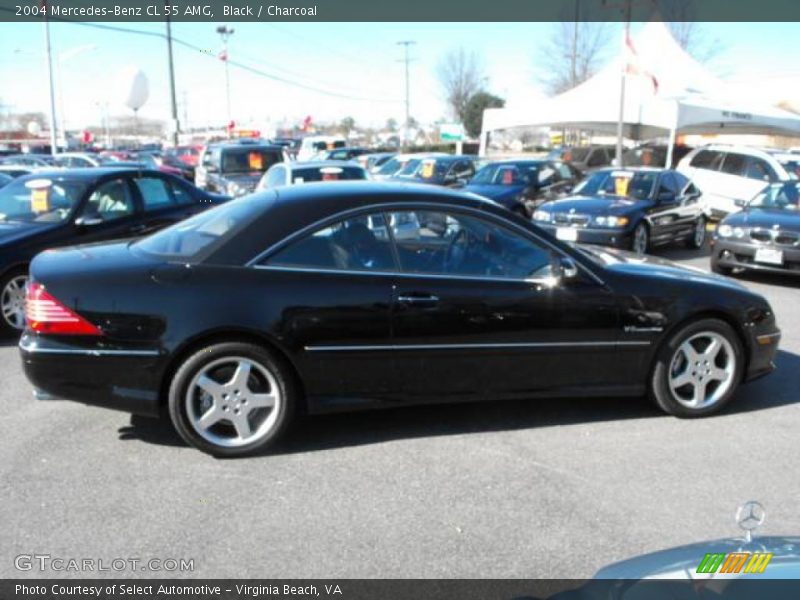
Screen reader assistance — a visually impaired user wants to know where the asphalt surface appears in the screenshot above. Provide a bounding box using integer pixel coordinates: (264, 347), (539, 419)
(1, 244), (799, 579)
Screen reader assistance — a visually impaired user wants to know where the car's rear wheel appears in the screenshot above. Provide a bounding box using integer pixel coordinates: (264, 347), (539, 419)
(650, 318), (743, 417)
(631, 222), (649, 255)
(686, 216), (706, 249)
(0, 269), (28, 336)
(168, 342), (296, 457)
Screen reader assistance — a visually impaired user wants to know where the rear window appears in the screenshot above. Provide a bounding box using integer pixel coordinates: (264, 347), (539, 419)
(720, 153), (747, 176)
(291, 166), (367, 183)
(220, 148), (282, 174)
(133, 195), (269, 261)
(690, 150), (723, 170)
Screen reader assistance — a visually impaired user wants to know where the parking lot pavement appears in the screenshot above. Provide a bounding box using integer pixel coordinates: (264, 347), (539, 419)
(1, 248), (798, 580)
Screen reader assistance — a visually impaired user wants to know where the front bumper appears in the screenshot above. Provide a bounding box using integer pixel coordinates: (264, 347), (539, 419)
(712, 238), (800, 276)
(538, 224), (632, 248)
(19, 333), (164, 417)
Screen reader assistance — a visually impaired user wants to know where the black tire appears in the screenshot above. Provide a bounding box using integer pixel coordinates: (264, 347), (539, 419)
(630, 222), (650, 255)
(650, 318), (743, 418)
(168, 342), (296, 457)
(685, 216), (707, 249)
(0, 267), (28, 337)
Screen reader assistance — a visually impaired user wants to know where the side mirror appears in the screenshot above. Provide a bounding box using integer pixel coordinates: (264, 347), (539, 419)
(553, 254), (579, 280)
(74, 215), (103, 227)
(734, 198), (748, 208)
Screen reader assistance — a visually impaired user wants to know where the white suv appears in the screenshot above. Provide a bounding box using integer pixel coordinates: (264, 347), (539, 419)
(677, 145), (796, 218)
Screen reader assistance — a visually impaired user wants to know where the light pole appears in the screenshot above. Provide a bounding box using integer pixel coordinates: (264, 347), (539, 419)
(216, 25), (234, 136)
(166, 6), (180, 147)
(397, 40), (415, 150)
(42, 17), (58, 155)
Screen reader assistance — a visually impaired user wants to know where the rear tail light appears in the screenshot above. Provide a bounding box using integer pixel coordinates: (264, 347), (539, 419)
(25, 282), (103, 336)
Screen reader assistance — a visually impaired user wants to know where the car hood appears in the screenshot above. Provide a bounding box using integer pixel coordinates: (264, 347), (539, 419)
(545, 195), (648, 215)
(463, 183), (524, 201)
(0, 221), (55, 246)
(722, 207), (800, 232)
(594, 536), (800, 579)
(579, 245), (749, 292)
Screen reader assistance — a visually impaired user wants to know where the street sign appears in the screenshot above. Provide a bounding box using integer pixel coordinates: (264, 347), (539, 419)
(440, 122), (465, 142)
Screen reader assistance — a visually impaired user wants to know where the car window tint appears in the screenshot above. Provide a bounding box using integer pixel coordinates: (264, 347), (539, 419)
(169, 180), (195, 205)
(657, 173), (679, 197)
(673, 171), (690, 191)
(587, 150), (607, 167)
(135, 177), (174, 211)
(720, 153), (747, 176)
(84, 178), (135, 221)
(266, 213), (397, 272)
(690, 150), (723, 170)
(387, 210), (553, 280)
(744, 157), (777, 182)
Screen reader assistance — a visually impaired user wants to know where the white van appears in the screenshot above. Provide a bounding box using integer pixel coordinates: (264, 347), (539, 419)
(677, 145), (795, 218)
(296, 135), (346, 162)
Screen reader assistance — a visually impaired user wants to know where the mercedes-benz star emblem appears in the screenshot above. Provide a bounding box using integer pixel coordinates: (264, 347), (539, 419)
(736, 500), (766, 542)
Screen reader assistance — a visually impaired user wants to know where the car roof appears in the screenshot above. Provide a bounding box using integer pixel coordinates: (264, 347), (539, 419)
(13, 167), (164, 181)
(595, 166), (667, 174)
(208, 141), (283, 151)
(287, 161), (366, 171)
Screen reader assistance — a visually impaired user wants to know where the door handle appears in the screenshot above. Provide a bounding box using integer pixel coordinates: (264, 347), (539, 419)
(397, 294), (440, 305)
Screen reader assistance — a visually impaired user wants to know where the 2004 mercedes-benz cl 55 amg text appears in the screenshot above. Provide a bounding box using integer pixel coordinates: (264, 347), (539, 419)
(20, 182), (781, 457)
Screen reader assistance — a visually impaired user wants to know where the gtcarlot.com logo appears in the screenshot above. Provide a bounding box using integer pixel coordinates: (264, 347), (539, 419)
(696, 552), (772, 574)
(15, 554), (194, 573)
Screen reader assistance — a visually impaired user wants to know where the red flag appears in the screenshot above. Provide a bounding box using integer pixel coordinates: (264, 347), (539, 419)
(218, 49), (228, 62)
(625, 33), (659, 93)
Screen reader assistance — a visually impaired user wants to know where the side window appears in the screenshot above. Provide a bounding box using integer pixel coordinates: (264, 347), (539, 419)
(387, 210), (553, 280)
(656, 173), (678, 199)
(134, 177), (174, 211)
(690, 150), (723, 170)
(587, 149), (607, 167)
(744, 157), (777, 182)
(169, 180), (195, 205)
(720, 153), (747, 176)
(554, 162), (573, 180)
(83, 178), (135, 221)
(265, 213), (396, 272)
(672, 171), (690, 192)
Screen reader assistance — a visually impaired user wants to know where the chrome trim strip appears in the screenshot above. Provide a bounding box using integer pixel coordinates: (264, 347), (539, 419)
(254, 264), (560, 286)
(19, 338), (160, 357)
(623, 326), (665, 333)
(305, 341), (651, 352)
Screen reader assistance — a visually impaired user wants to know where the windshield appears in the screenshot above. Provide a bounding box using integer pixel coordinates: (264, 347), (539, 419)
(470, 163), (539, 185)
(750, 182), (800, 210)
(395, 158), (423, 177)
(375, 157), (407, 176)
(0, 176), (87, 223)
(221, 148), (281, 174)
(291, 166), (367, 183)
(133, 194), (268, 260)
(573, 170), (658, 200)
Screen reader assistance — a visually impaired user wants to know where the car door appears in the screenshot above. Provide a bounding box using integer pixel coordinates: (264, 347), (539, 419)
(255, 212), (399, 401)
(72, 176), (143, 244)
(131, 174), (203, 234)
(386, 207), (621, 402)
(681, 149), (726, 215)
(647, 172), (686, 244)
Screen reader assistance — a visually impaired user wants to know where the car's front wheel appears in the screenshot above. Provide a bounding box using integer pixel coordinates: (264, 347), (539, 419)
(631, 222), (650, 255)
(686, 216), (707, 249)
(650, 318), (743, 417)
(168, 342), (296, 457)
(0, 268), (28, 336)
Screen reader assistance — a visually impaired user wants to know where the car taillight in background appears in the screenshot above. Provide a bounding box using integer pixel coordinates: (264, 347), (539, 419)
(25, 282), (102, 336)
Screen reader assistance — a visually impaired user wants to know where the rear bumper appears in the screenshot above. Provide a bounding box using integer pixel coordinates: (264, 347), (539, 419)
(538, 224), (631, 248)
(19, 333), (164, 417)
(712, 239), (800, 276)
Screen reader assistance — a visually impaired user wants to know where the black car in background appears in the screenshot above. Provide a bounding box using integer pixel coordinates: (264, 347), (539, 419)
(20, 183), (779, 457)
(549, 145), (615, 172)
(321, 147), (370, 162)
(533, 168), (707, 254)
(195, 141), (287, 197)
(711, 181), (800, 277)
(463, 159), (581, 216)
(623, 142), (693, 169)
(391, 155), (477, 187)
(0, 168), (228, 334)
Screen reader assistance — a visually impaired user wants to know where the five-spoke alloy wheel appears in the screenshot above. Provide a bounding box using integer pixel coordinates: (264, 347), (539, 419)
(168, 342), (295, 457)
(650, 318), (743, 417)
(0, 270), (28, 335)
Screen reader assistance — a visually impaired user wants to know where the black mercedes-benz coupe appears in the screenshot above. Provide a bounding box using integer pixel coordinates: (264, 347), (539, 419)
(20, 183), (780, 457)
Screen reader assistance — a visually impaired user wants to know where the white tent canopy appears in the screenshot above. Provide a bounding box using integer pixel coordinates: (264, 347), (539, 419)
(480, 21), (800, 156)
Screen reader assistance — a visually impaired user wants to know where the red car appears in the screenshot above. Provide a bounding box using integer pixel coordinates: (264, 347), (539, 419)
(170, 145), (203, 167)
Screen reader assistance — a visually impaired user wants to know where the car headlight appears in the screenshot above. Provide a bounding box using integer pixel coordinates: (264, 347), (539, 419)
(227, 182), (244, 196)
(594, 215), (629, 228)
(532, 210), (551, 223)
(717, 224), (732, 237)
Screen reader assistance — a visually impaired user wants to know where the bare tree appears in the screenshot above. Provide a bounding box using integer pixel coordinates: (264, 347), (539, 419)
(536, 21), (611, 96)
(436, 47), (486, 122)
(658, 0), (722, 63)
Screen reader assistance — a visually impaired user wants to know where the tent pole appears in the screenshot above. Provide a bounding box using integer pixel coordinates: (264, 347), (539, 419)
(478, 130), (488, 157)
(665, 100), (678, 168)
(615, 2), (631, 167)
